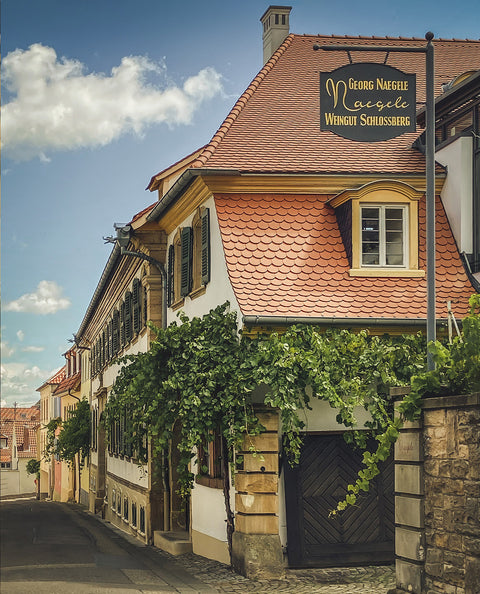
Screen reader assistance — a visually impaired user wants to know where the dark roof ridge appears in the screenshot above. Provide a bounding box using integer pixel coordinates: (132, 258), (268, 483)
(191, 34), (295, 168)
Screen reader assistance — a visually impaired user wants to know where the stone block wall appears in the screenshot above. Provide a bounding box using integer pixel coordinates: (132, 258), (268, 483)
(423, 394), (480, 594)
(392, 392), (480, 594)
(231, 408), (284, 579)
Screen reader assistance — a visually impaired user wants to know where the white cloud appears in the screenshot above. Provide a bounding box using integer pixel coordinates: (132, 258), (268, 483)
(4, 280), (71, 314)
(1, 342), (15, 358)
(16, 330), (25, 342)
(1, 43), (223, 161)
(1, 362), (50, 407)
(22, 346), (45, 353)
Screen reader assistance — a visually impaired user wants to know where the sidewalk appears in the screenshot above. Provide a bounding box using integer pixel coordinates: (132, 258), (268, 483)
(79, 504), (395, 594)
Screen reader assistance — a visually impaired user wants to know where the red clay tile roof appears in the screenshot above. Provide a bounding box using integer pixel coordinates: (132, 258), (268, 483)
(147, 145), (206, 192)
(36, 366), (66, 391)
(53, 371), (81, 395)
(215, 193), (474, 321)
(191, 35), (480, 175)
(0, 417), (39, 462)
(130, 202), (156, 224)
(1, 405), (40, 422)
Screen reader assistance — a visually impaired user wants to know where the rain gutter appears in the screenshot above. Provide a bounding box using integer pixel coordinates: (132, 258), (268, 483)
(146, 168), (240, 222)
(242, 315), (448, 328)
(76, 244), (121, 340)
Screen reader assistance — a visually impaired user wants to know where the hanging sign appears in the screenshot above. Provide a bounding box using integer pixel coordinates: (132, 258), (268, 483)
(320, 63), (416, 142)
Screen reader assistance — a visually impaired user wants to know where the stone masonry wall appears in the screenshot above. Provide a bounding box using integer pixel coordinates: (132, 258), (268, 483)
(423, 394), (480, 594)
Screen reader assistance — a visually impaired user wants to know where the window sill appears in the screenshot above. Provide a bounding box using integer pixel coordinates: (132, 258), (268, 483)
(190, 285), (207, 300)
(171, 298), (185, 311)
(349, 268), (425, 278)
(195, 475), (223, 489)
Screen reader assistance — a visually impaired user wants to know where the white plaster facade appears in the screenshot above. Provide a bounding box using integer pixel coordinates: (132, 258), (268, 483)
(165, 195), (241, 327)
(436, 136), (474, 254)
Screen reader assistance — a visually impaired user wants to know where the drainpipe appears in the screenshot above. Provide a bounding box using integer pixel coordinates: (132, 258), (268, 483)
(111, 224), (168, 332)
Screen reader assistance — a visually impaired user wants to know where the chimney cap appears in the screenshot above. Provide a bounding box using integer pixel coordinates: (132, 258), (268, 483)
(260, 5), (292, 23)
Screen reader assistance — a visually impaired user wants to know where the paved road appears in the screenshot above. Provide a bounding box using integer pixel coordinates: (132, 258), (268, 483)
(0, 498), (395, 593)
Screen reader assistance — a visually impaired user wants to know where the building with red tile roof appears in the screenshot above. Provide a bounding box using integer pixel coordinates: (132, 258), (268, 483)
(144, 31), (479, 329)
(74, 5), (480, 575)
(0, 404), (40, 498)
(133, 8), (480, 572)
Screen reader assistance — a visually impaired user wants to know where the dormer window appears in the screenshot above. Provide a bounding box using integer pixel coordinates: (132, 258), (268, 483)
(361, 205), (407, 267)
(329, 180), (425, 278)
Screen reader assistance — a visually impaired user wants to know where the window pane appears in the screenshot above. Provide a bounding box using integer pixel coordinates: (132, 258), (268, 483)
(385, 208), (403, 220)
(363, 252), (380, 265)
(385, 208), (404, 265)
(362, 208), (379, 265)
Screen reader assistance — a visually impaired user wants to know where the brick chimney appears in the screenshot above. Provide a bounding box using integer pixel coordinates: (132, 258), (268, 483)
(260, 5), (292, 65)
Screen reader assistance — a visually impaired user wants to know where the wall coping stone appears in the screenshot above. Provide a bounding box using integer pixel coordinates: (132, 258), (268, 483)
(422, 393), (480, 410)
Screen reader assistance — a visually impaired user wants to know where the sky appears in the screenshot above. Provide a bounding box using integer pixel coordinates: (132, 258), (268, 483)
(2, 0), (480, 408)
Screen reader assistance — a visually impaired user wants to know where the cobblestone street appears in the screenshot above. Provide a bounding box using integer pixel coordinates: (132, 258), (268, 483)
(149, 548), (396, 593)
(1, 500), (396, 594)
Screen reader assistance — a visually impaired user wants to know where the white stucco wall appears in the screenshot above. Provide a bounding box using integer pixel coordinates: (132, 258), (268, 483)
(436, 136), (474, 254)
(107, 455), (148, 488)
(0, 460), (36, 498)
(166, 195), (242, 326)
(99, 334), (150, 486)
(191, 483), (229, 542)
(165, 195), (241, 550)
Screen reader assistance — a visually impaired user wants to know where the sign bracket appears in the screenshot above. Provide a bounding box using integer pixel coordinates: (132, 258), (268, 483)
(314, 33), (436, 370)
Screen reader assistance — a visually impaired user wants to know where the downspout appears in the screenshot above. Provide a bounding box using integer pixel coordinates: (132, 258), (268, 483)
(119, 248), (168, 334)
(67, 389), (81, 502)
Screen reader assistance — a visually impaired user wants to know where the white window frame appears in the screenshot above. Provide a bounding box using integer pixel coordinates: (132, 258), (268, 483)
(360, 204), (408, 268)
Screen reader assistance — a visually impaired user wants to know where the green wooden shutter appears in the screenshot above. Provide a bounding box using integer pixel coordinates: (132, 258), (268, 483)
(180, 227), (193, 297)
(125, 291), (133, 342)
(133, 279), (141, 335)
(95, 340), (100, 374)
(120, 301), (126, 346)
(91, 343), (96, 377)
(167, 244), (175, 306)
(201, 208), (210, 285)
(101, 331), (106, 369)
(113, 309), (120, 354)
(107, 320), (113, 361)
(143, 285), (148, 327)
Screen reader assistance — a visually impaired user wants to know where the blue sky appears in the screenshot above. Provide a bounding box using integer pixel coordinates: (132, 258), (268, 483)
(2, 0), (480, 408)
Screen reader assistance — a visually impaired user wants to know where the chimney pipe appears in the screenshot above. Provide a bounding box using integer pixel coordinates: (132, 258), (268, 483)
(260, 5), (292, 65)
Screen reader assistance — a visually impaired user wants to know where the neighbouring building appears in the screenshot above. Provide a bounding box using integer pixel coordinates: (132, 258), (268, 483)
(0, 404), (40, 499)
(60, 5), (480, 577)
(74, 220), (166, 542)
(37, 347), (86, 503)
(38, 366), (66, 500)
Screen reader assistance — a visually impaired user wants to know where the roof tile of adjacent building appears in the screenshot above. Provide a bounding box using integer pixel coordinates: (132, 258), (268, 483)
(36, 367), (66, 392)
(53, 371), (81, 396)
(0, 405), (40, 463)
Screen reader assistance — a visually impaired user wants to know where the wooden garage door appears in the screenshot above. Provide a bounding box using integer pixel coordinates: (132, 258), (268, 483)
(284, 433), (394, 567)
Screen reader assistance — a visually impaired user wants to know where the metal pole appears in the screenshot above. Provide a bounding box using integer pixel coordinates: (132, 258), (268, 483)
(425, 32), (436, 370)
(316, 36), (437, 369)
